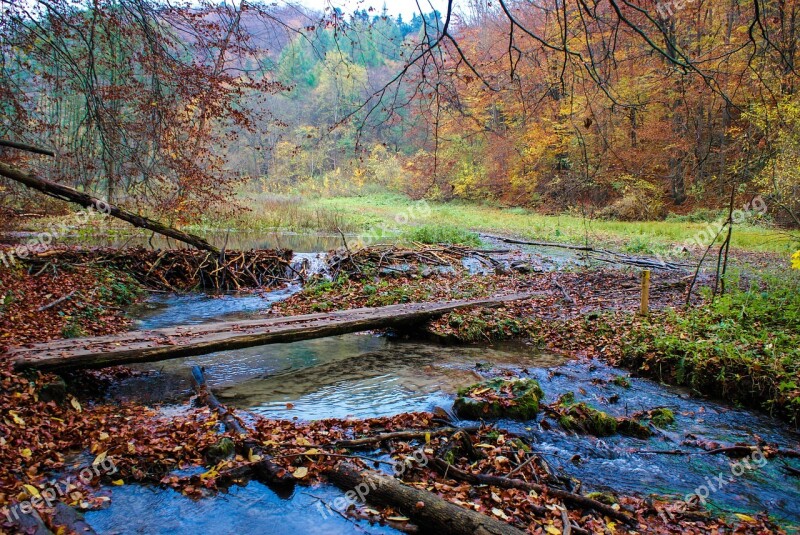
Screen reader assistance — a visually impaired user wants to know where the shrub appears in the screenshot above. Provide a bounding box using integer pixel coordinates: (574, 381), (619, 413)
(401, 224), (481, 246)
(598, 175), (665, 221)
(619, 273), (800, 421)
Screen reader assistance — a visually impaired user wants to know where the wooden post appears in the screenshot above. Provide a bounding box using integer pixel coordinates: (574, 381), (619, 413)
(640, 269), (651, 315)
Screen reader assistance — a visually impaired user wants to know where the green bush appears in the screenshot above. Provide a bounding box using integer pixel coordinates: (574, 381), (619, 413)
(401, 224), (481, 246)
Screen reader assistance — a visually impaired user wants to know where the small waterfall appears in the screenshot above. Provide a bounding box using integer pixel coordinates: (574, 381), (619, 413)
(288, 252), (329, 282)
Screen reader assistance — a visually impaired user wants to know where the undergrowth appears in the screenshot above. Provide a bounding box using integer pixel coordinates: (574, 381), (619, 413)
(617, 273), (800, 422)
(400, 224), (482, 247)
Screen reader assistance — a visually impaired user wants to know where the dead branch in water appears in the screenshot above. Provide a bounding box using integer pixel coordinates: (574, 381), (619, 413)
(325, 463), (527, 535)
(428, 458), (637, 527)
(191, 366), (296, 488)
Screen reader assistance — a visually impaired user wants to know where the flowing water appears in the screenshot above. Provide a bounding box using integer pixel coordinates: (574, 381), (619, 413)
(86, 282), (800, 534)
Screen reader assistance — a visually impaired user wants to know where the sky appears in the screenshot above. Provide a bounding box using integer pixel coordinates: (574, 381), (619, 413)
(290, 0), (448, 20)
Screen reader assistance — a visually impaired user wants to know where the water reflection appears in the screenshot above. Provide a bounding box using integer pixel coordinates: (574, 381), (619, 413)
(63, 230), (345, 252)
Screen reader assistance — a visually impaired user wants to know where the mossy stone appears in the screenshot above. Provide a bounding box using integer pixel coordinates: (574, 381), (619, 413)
(454, 378), (544, 421)
(558, 402), (618, 436)
(205, 437), (235, 464)
(611, 375), (631, 388)
(617, 418), (653, 438)
(586, 492), (617, 505)
(649, 407), (676, 428)
(557, 391), (575, 407)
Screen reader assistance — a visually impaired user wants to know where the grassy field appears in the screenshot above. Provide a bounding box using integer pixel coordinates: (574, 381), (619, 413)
(306, 194), (795, 254)
(17, 192), (798, 255)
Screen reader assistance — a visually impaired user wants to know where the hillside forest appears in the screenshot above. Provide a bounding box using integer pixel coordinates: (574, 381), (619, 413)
(1, 0), (799, 228)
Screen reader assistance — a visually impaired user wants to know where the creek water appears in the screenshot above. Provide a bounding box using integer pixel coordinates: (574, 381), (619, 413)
(85, 277), (800, 534)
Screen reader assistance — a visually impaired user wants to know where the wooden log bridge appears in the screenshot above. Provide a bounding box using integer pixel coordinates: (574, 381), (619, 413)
(9, 293), (535, 372)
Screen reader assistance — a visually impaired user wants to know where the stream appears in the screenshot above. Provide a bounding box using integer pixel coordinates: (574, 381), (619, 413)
(78, 236), (799, 534)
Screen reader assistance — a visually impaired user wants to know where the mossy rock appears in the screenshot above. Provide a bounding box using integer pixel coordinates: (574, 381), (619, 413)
(586, 492), (617, 505)
(205, 437), (235, 464)
(558, 402), (618, 436)
(648, 408), (676, 428)
(611, 375), (631, 388)
(557, 391), (576, 407)
(510, 438), (531, 452)
(617, 418), (653, 438)
(454, 378), (544, 421)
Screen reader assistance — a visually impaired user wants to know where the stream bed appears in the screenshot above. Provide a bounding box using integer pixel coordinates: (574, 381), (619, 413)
(85, 288), (800, 534)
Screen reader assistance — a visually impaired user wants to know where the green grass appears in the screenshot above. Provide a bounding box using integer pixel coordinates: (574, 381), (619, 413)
(617, 272), (800, 421)
(19, 191), (796, 254)
(399, 224), (481, 246)
(309, 194), (795, 254)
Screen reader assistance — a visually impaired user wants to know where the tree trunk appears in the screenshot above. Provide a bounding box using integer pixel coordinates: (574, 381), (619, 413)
(13, 293), (535, 372)
(191, 366), (296, 489)
(0, 161), (219, 254)
(325, 463), (526, 535)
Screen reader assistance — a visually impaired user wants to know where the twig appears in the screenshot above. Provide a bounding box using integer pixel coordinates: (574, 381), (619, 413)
(37, 290), (79, 312)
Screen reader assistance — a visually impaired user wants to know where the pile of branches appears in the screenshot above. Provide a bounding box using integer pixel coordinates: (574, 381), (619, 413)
(328, 244), (500, 278)
(20, 247), (295, 291)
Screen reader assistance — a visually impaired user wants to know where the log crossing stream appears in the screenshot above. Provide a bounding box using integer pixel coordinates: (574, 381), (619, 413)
(10, 292), (537, 372)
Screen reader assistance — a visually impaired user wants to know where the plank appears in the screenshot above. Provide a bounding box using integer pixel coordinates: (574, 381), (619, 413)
(9, 293), (535, 372)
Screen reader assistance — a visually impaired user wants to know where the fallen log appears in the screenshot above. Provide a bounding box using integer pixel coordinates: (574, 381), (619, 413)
(37, 290), (79, 312)
(3, 507), (53, 535)
(0, 161), (219, 254)
(483, 235), (595, 252)
(12, 293), (536, 372)
(325, 463), (526, 535)
(483, 234), (690, 271)
(334, 427), (474, 448)
(48, 502), (96, 535)
(191, 366), (295, 488)
(429, 458), (636, 527)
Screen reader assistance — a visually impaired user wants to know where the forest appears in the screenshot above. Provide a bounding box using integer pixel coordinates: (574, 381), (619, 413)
(0, 0), (799, 534)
